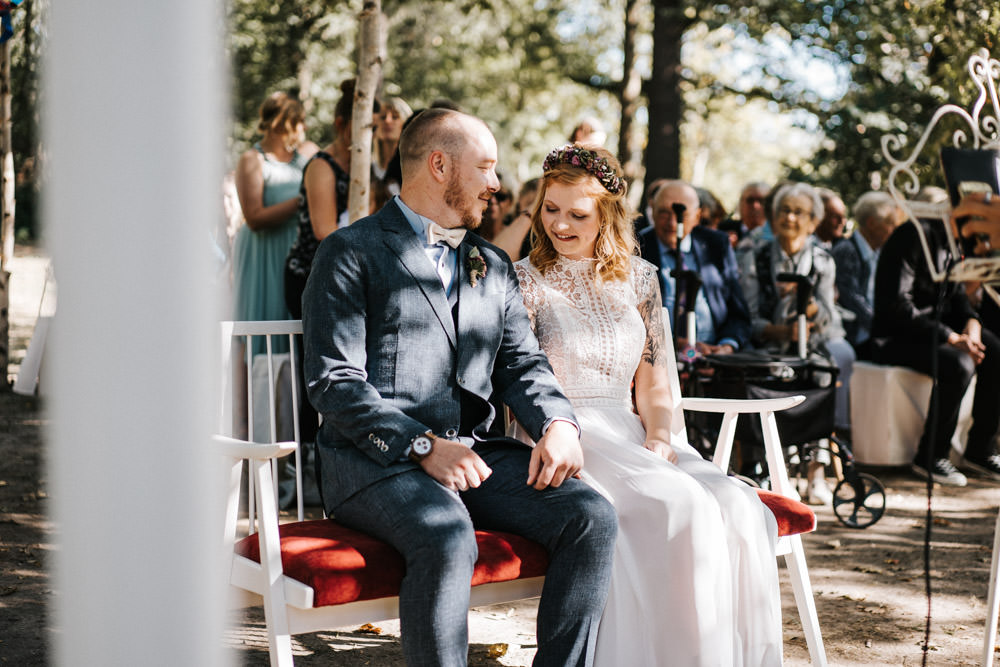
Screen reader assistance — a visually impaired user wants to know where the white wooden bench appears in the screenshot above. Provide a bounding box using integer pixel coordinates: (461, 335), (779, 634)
(220, 319), (823, 665)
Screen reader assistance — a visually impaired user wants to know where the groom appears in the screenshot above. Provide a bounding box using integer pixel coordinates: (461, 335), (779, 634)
(302, 108), (617, 667)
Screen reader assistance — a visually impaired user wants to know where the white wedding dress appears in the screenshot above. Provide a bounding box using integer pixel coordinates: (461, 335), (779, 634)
(514, 255), (783, 667)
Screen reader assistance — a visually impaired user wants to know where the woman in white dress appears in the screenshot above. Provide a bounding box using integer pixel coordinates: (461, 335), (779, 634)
(512, 144), (783, 666)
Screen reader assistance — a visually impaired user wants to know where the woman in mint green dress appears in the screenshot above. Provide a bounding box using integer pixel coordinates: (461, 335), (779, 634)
(233, 92), (318, 345)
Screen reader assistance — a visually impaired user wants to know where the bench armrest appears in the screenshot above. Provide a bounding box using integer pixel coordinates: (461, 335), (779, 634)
(680, 395), (805, 414)
(213, 434), (297, 461)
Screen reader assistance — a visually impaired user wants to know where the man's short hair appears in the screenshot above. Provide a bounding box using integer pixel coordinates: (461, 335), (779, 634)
(398, 108), (471, 181)
(853, 191), (896, 228)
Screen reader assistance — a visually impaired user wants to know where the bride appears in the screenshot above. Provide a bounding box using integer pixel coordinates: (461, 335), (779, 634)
(511, 144), (783, 666)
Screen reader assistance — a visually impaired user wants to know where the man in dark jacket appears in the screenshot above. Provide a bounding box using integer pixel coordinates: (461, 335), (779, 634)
(872, 218), (1000, 485)
(639, 179), (752, 353)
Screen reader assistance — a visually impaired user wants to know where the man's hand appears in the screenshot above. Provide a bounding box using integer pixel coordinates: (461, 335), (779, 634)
(644, 438), (678, 463)
(948, 330), (986, 365)
(527, 420), (584, 490)
(696, 341), (735, 355)
(419, 437), (492, 492)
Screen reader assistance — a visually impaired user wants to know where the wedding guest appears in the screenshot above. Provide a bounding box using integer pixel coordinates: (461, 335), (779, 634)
(514, 144), (782, 666)
(831, 191), (901, 359)
(491, 177), (539, 262)
(285, 79), (361, 318)
(814, 187), (848, 250)
(372, 95), (413, 189)
(872, 193), (1000, 484)
(696, 186), (727, 229)
(739, 182), (856, 505)
(738, 181), (770, 234)
(567, 116), (607, 147)
(639, 180), (751, 354)
(233, 91), (318, 350)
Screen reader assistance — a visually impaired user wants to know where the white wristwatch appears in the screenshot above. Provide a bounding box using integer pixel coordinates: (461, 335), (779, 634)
(408, 431), (436, 462)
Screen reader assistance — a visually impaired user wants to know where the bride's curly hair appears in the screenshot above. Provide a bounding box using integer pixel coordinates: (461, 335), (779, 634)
(528, 144), (637, 282)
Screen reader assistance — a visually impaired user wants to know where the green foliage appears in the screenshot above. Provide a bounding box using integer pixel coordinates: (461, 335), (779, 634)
(681, 0), (1000, 206)
(227, 0), (623, 185)
(9, 0), (45, 241)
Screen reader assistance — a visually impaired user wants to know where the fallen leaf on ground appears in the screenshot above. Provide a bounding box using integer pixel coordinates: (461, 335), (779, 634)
(486, 643), (508, 658)
(356, 623), (381, 635)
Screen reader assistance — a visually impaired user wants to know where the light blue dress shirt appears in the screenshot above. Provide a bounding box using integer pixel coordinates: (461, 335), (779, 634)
(395, 195), (459, 297)
(655, 235), (721, 345)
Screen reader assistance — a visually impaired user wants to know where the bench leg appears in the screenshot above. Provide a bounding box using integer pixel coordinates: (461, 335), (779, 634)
(784, 534), (827, 666)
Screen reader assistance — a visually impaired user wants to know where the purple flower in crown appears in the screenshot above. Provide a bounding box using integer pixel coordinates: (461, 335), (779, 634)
(542, 144), (625, 195)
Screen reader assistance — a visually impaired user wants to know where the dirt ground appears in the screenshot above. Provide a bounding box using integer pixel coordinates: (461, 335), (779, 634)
(1, 242), (999, 665)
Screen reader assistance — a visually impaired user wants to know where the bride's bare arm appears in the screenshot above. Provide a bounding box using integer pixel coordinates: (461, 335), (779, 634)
(634, 275), (678, 463)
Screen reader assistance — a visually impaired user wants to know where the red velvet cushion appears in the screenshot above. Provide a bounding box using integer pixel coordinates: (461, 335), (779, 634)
(756, 489), (816, 536)
(234, 520), (549, 608)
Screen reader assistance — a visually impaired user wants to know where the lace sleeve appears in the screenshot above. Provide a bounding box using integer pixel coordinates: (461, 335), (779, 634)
(513, 260), (539, 333)
(633, 258), (668, 369)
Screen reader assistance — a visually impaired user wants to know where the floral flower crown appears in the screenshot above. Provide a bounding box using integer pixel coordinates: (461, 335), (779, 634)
(542, 144), (625, 195)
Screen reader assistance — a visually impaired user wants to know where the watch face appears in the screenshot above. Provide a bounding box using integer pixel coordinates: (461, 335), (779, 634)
(412, 436), (433, 457)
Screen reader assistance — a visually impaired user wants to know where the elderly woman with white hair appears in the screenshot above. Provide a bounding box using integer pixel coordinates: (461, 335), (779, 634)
(738, 182), (856, 505)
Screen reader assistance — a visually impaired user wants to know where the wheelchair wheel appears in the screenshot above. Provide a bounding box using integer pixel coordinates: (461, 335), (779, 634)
(833, 472), (886, 529)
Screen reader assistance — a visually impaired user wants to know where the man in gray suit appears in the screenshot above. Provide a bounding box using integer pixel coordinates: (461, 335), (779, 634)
(302, 109), (617, 667)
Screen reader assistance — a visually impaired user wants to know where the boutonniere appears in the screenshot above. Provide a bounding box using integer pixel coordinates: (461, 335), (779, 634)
(467, 247), (487, 287)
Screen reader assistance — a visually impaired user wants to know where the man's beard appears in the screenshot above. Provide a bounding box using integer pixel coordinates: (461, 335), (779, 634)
(444, 171), (483, 230)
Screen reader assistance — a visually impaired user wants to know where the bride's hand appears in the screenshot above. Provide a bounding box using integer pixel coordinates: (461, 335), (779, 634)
(644, 438), (678, 463)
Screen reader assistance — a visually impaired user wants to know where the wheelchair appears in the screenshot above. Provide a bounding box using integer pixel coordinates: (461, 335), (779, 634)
(683, 350), (886, 529)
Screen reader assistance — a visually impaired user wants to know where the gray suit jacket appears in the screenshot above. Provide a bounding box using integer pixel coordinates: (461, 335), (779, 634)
(302, 200), (577, 509)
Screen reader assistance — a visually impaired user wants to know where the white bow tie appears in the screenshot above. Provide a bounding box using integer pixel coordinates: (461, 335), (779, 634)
(427, 221), (467, 249)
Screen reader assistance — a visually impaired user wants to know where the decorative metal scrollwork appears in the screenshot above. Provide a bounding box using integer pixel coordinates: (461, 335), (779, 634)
(881, 48), (1000, 287)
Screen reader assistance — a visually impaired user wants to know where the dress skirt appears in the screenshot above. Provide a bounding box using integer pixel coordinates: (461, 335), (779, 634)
(574, 404), (784, 667)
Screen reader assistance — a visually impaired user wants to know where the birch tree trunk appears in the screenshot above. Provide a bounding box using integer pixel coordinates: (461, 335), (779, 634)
(347, 0), (384, 224)
(0, 39), (14, 386)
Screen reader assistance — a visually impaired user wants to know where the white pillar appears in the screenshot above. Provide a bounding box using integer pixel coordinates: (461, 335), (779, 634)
(45, 3), (227, 666)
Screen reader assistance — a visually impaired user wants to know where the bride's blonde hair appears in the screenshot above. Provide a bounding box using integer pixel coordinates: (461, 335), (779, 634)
(528, 144), (637, 282)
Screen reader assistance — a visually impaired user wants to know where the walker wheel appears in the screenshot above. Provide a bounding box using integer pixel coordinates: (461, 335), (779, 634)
(832, 473), (886, 528)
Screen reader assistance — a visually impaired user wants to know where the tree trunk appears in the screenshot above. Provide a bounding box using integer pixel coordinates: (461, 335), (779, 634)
(617, 0), (643, 190)
(644, 0), (688, 194)
(347, 1), (384, 224)
(0, 39), (13, 386)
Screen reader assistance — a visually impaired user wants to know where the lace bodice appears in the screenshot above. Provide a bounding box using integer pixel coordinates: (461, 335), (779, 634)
(516, 255), (660, 409)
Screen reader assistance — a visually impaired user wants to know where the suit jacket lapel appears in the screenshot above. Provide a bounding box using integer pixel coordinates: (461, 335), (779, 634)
(379, 208), (457, 348)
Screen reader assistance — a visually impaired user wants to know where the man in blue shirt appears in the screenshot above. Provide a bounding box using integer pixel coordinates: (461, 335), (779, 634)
(639, 179), (752, 354)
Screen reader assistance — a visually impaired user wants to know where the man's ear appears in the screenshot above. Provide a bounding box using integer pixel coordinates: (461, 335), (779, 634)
(427, 149), (448, 184)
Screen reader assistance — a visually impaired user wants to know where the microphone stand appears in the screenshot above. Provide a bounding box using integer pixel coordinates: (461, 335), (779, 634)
(669, 203), (703, 361)
(776, 272), (814, 359)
